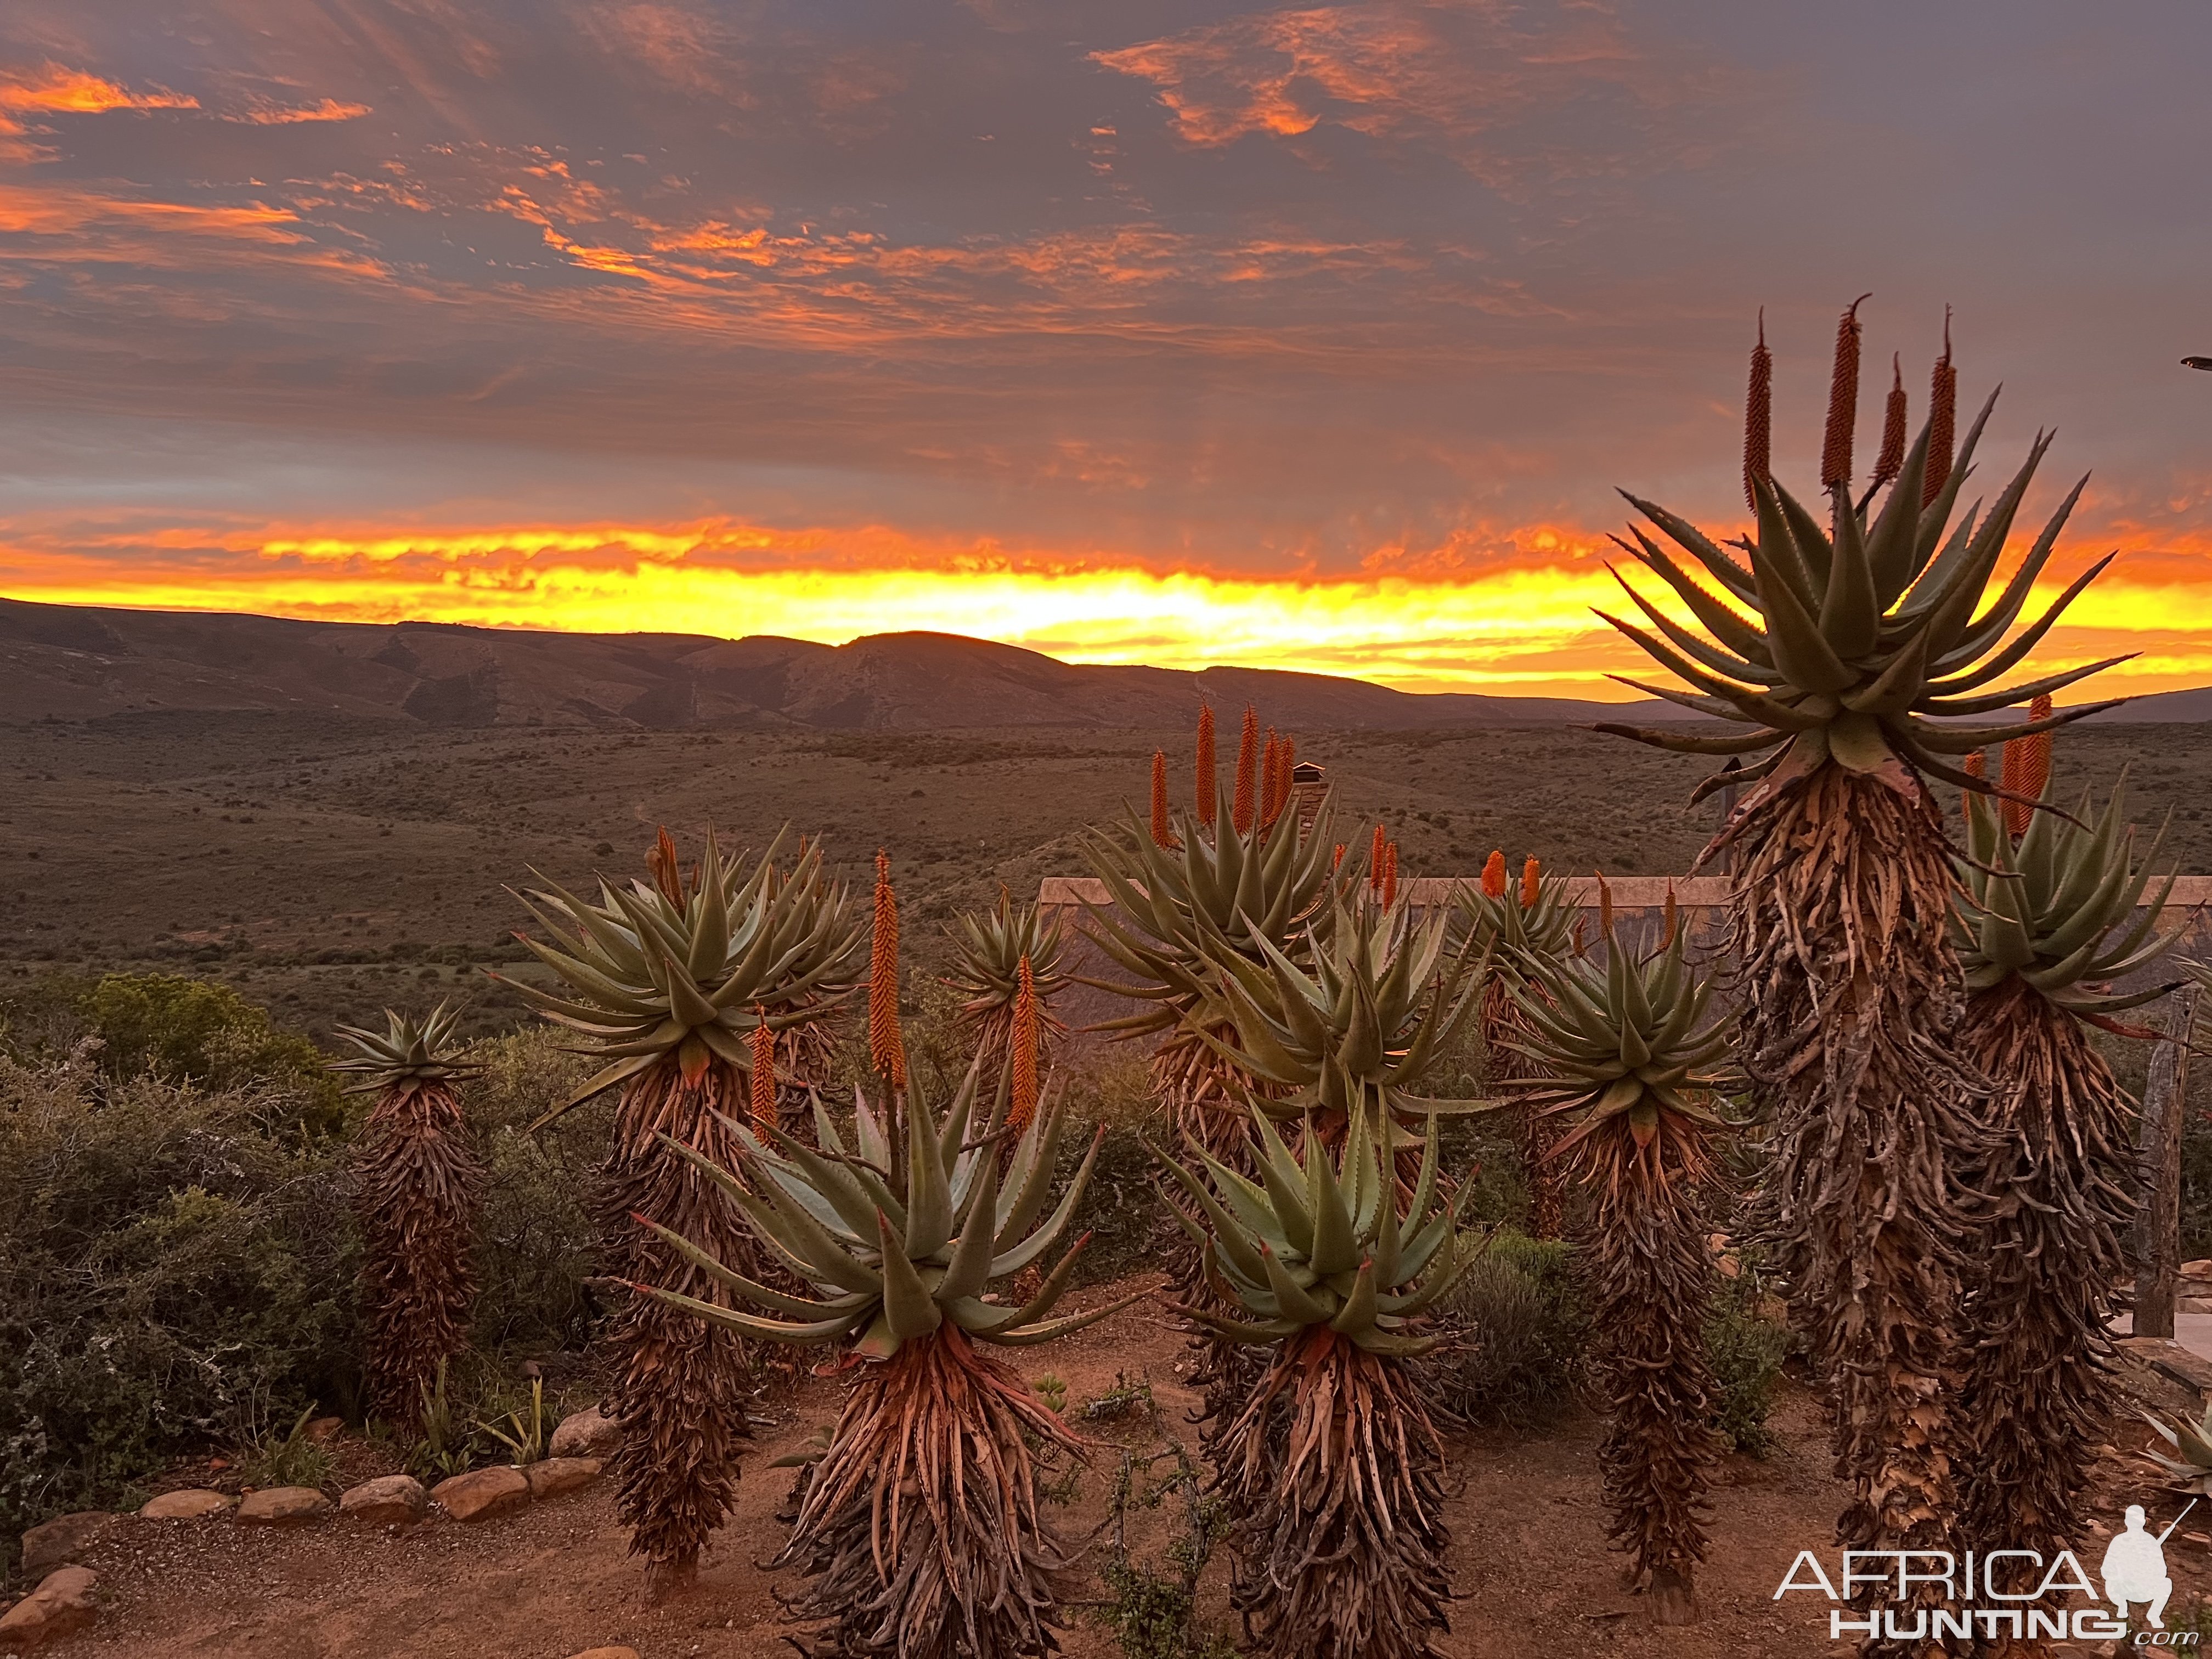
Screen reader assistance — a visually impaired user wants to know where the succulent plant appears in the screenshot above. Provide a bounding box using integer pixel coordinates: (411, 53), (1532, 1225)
(499, 827), (864, 1594)
(631, 1067), (1137, 1358)
(1494, 922), (1733, 1620)
(1457, 854), (1576, 964)
(1591, 305), (2129, 1582)
(1953, 753), (2190, 1563)
(1458, 855), (1577, 1237)
(946, 890), (1069, 1015)
(2143, 1403), (2212, 1496)
(1181, 898), (1486, 1135)
(1082, 732), (1356, 1152)
(332, 1002), (484, 1426)
(1596, 385), (2122, 819)
(1499, 917), (1735, 1159)
(330, 1000), (481, 1093)
(1154, 1108), (1472, 1357)
(945, 890), (1068, 1104)
(497, 828), (865, 1123)
(1155, 1103), (1471, 1657)
(635, 1065), (1138, 1659)
(1953, 775), (2184, 1016)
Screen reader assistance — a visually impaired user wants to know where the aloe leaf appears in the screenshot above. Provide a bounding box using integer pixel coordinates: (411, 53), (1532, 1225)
(1260, 1244), (1333, 1324)
(990, 1127), (1104, 1276)
(1822, 484), (1880, 658)
(630, 1212), (870, 1319)
(629, 1281), (861, 1346)
(877, 1211), (944, 1342)
(1251, 1114), (1315, 1255)
(980, 1289), (1152, 1346)
(903, 1095), (953, 1258)
(1328, 1260), (1380, 1338)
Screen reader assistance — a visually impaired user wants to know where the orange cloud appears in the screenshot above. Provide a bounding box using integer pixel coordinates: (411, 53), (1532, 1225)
(222, 97), (373, 125)
(0, 181), (392, 282)
(0, 64), (199, 117)
(0, 62), (200, 161)
(5, 515), (2209, 703)
(1094, 2), (1742, 192)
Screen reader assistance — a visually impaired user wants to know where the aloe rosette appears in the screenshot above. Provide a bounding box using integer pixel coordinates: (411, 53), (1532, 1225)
(630, 1069), (1139, 1659)
(1154, 1108), (1471, 1658)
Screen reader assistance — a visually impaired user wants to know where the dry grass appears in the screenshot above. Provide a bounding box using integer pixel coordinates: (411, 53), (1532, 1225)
(2, 710), (2207, 1043)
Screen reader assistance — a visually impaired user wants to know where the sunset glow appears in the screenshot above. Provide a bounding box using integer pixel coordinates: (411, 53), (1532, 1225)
(3, 2), (2210, 704)
(9, 514), (2212, 701)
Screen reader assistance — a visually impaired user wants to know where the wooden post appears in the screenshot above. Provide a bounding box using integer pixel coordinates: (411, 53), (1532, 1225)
(2135, 986), (2199, 1340)
(1714, 758), (1741, 877)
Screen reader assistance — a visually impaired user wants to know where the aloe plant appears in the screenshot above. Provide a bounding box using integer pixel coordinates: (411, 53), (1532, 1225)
(631, 1064), (1140, 1657)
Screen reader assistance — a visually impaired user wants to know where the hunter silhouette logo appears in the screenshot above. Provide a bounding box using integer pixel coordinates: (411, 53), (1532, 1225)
(2102, 1501), (2191, 1629)
(1773, 1500), (2202, 1644)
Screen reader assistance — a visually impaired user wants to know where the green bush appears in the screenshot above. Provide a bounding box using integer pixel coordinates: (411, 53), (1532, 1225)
(1433, 1228), (1589, 1428)
(0, 1057), (358, 1577)
(0, 972), (345, 1137)
(1058, 1051), (1166, 1286)
(462, 1029), (610, 1352)
(1703, 1263), (1793, 1457)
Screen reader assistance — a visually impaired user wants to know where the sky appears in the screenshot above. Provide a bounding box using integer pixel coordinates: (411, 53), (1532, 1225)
(2, 1), (2209, 699)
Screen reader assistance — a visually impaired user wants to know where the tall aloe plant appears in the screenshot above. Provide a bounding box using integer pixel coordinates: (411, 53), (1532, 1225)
(1081, 712), (1356, 1158)
(1951, 753), (2184, 1566)
(1494, 912), (1735, 1624)
(1460, 854), (1577, 1236)
(330, 1002), (483, 1426)
(494, 828), (862, 1594)
(1155, 1108), (1472, 1659)
(1592, 303), (2125, 1607)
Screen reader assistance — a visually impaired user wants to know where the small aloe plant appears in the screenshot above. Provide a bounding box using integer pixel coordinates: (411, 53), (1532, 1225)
(1152, 1107), (1473, 1658)
(2142, 1403), (2212, 1496)
(630, 1065), (1140, 1657)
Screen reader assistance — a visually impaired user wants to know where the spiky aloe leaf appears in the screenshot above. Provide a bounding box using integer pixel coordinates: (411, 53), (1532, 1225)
(1151, 1101), (1470, 1353)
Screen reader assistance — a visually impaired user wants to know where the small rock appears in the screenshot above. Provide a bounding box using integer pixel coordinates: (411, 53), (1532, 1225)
(235, 1486), (332, 1527)
(567, 1649), (640, 1659)
(2187, 1531), (2212, 1547)
(19, 1513), (117, 1576)
(524, 1458), (604, 1501)
(303, 1416), (346, 1444)
(138, 1490), (234, 1520)
(0, 1566), (98, 1651)
(549, 1406), (620, 1460)
(339, 1475), (428, 1526)
(432, 1466), (531, 1523)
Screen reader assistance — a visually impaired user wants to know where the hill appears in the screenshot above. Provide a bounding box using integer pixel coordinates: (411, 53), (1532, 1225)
(0, 596), (1696, 730)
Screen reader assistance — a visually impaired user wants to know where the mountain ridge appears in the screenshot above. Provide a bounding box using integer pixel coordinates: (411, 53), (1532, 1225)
(2, 596), (2204, 731)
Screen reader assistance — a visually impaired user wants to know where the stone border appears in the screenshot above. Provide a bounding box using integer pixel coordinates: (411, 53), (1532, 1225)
(4, 1414), (616, 1652)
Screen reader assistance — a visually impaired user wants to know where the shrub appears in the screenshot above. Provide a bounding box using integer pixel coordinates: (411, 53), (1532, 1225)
(1703, 1262), (1793, 1457)
(1432, 1228), (1589, 1428)
(0, 972), (345, 1137)
(1058, 1051), (1165, 1286)
(0, 1057), (357, 1577)
(462, 1029), (609, 1353)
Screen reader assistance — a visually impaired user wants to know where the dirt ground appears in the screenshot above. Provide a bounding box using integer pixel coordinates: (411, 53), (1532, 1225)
(26, 1276), (2210, 1659)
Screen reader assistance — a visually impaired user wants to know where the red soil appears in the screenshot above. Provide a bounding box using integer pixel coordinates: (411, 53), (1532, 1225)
(28, 1278), (2208, 1658)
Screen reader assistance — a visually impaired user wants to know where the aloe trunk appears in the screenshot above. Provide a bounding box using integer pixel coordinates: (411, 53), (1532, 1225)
(1738, 771), (1986, 1561)
(601, 1059), (755, 1594)
(1954, 984), (2137, 1569)
(1211, 1327), (1451, 1659)
(776, 1324), (1084, 1657)
(356, 1077), (482, 1425)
